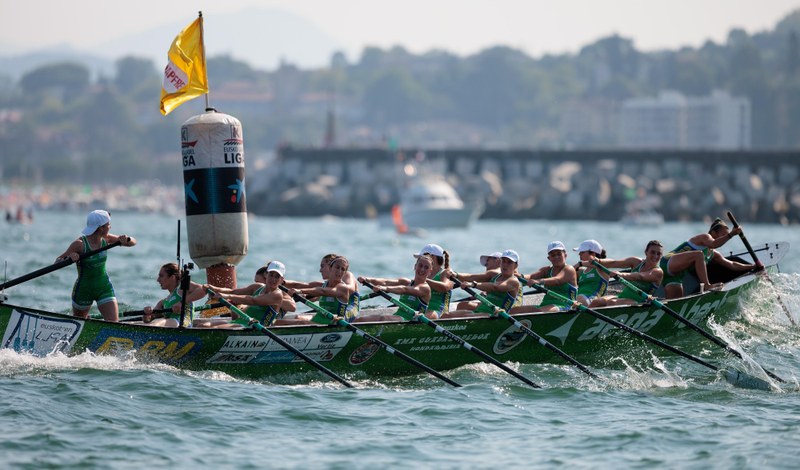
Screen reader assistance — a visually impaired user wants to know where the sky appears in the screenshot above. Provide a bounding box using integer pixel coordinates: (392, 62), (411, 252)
(2, 0), (799, 68)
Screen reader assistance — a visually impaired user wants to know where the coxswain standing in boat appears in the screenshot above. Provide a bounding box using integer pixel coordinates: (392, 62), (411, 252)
(207, 261), (297, 327)
(143, 263), (206, 327)
(55, 209), (136, 322)
(442, 249), (522, 318)
(357, 254), (435, 321)
(414, 244), (454, 318)
(589, 240), (664, 307)
(572, 240), (610, 306)
(660, 217), (756, 299)
(289, 256), (359, 322)
(510, 241), (578, 314)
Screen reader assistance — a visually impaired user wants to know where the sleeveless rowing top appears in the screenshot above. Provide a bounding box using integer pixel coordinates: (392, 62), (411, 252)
(538, 267), (578, 308)
(161, 286), (195, 327)
(475, 274), (519, 314)
(77, 236), (108, 280)
(244, 285), (284, 326)
(398, 281), (429, 313)
(318, 281), (359, 321)
(577, 266), (608, 299)
(427, 270), (451, 316)
(617, 262), (659, 301)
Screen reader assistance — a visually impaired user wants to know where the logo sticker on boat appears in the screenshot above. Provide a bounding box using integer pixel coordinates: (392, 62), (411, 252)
(207, 332), (353, 364)
(349, 341), (381, 365)
(1, 309), (82, 356)
(90, 329), (201, 363)
(493, 320), (531, 355)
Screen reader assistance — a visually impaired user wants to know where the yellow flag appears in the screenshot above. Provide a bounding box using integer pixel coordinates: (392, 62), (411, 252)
(159, 17), (209, 116)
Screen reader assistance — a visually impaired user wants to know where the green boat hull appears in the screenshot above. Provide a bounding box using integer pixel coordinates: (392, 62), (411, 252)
(0, 271), (764, 382)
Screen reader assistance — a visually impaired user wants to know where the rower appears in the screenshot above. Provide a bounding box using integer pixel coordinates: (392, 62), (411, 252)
(442, 250), (521, 318)
(659, 217), (756, 299)
(510, 241), (577, 314)
(207, 261), (296, 327)
(289, 256), (359, 322)
(414, 243), (454, 318)
(589, 240), (664, 307)
(572, 239), (610, 306)
(357, 254), (434, 321)
(143, 263), (206, 327)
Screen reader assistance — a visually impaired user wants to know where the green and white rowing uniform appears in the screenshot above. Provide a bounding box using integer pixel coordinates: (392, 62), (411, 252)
(426, 270), (451, 318)
(244, 285), (284, 326)
(475, 274), (520, 314)
(576, 266), (608, 302)
(318, 281), (360, 321)
(617, 262), (659, 301)
(398, 281), (429, 314)
(161, 286), (194, 328)
(538, 267), (578, 310)
(71, 236), (115, 310)
(660, 240), (715, 286)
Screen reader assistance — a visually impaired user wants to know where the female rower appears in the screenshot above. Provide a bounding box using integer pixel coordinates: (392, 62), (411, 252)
(589, 240), (664, 307)
(208, 261), (297, 326)
(414, 244), (454, 318)
(143, 263), (206, 327)
(284, 253), (360, 299)
(572, 239), (610, 306)
(291, 256), (359, 322)
(357, 254), (434, 321)
(510, 241), (578, 314)
(660, 217), (754, 299)
(442, 250), (521, 318)
(55, 209), (136, 322)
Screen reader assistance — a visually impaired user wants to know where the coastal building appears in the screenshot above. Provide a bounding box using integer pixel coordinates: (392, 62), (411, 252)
(620, 90), (751, 150)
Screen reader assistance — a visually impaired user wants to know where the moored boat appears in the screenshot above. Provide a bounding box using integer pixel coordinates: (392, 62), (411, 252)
(0, 242), (788, 383)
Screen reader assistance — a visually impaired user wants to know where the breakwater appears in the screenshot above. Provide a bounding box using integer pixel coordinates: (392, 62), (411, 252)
(247, 148), (800, 224)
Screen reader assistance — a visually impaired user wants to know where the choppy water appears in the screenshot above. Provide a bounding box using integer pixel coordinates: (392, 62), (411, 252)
(2, 212), (800, 468)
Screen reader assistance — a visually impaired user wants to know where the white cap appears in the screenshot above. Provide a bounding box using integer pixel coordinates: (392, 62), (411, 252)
(480, 251), (502, 267)
(414, 243), (444, 258)
(501, 249), (519, 264)
(547, 241), (567, 253)
(574, 240), (604, 255)
(81, 210), (110, 236)
(266, 260), (286, 277)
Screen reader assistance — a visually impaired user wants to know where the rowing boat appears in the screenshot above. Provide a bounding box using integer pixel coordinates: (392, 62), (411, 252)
(0, 242), (788, 383)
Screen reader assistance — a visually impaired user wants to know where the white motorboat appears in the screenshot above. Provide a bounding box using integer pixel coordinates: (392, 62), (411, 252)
(380, 177), (483, 231)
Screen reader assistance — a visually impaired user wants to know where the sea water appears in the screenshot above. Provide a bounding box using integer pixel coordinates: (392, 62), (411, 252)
(1, 212), (799, 468)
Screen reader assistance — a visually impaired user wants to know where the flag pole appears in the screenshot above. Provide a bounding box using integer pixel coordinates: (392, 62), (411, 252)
(198, 11), (211, 110)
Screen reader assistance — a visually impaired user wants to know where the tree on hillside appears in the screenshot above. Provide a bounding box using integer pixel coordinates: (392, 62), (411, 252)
(19, 62), (90, 102)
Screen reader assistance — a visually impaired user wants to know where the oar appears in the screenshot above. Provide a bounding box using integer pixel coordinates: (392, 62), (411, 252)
(454, 288), (539, 303)
(727, 211), (796, 326)
(360, 279), (541, 388)
(208, 288), (354, 388)
(0, 240), (122, 290)
(450, 276), (600, 380)
(518, 276), (773, 390)
(279, 285), (461, 387)
(591, 260), (785, 383)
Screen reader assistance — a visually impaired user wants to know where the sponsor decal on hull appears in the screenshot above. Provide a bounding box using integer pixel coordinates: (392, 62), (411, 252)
(207, 332), (353, 365)
(2, 309), (82, 356)
(89, 329), (202, 363)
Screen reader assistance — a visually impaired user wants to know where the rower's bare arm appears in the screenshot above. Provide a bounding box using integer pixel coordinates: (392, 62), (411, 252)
(109, 233), (136, 247)
(281, 293), (297, 312)
(598, 257), (640, 269)
(55, 239), (83, 262)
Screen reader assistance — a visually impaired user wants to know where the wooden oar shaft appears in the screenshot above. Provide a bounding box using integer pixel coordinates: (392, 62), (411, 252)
(591, 261), (785, 383)
(361, 280), (541, 388)
(452, 277), (600, 380)
(1, 241), (122, 291)
(208, 288), (353, 388)
(280, 285), (461, 387)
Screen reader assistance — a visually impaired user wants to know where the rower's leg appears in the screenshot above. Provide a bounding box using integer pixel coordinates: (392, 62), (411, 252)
(98, 300), (120, 322)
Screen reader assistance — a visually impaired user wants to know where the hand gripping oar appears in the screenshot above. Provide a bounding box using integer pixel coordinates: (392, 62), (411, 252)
(450, 276), (600, 381)
(518, 277), (773, 391)
(591, 260), (785, 384)
(279, 285), (461, 387)
(360, 279), (541, 388)
(727, 211), (796, 326)
(207, 288), (354, 388)
(0, 241), (122, 290)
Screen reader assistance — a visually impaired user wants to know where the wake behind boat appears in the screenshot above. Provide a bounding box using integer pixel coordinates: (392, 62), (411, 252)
(0, 242), (788, 384)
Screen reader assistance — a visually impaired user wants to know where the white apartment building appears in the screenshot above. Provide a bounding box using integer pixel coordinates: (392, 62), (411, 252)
(620, 90), (751, 149)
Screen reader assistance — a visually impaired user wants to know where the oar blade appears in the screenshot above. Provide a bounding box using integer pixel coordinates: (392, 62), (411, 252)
(722, 369), (774, 391)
